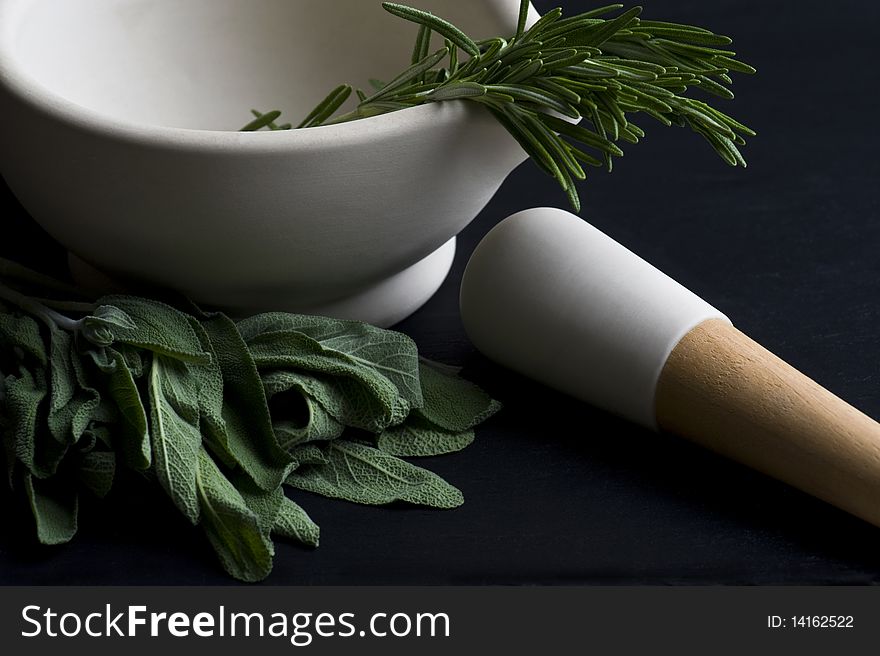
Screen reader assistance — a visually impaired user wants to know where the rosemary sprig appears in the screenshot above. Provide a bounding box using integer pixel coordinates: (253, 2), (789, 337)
(245, 2), (756, 212)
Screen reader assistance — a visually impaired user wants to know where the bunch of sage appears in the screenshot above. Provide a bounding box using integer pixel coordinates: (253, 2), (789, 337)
(0, 258), (498, 581)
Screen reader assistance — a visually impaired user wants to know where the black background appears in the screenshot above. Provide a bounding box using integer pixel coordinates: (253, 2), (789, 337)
(2, 0), (879, 584)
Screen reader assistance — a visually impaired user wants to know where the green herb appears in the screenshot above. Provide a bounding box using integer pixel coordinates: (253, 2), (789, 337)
(245, 1), (755, 212)
(0, 259), (499, 582)
(286, 439), (465, 508)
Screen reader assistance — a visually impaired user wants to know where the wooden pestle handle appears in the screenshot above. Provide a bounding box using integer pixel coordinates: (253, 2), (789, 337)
(656, 319), (880, 527)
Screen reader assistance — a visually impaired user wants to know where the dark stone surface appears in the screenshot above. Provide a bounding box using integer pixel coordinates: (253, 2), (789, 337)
(2, 0), (879, 584)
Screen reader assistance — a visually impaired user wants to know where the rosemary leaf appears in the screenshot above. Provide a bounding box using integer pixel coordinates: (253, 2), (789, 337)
(428, 82), (488, 101)
(367, 47), (448, 102)
(382, 2), (479, 57)
(240, 110), (282, 132)
(515, 0), (530, 40)
(296, 85), (352, 129)
(412, 24), (433, 66)
(566, 6), (643, 48)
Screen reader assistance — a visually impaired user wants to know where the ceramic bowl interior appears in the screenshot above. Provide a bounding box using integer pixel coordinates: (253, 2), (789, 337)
(10, 0), (510, 131)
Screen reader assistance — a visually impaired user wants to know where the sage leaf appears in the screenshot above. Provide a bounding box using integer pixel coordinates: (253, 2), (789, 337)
(274, 409), (344, 450)
(118, 345), (147, 378)
(182, 316), (236, 469)
(148, 355), (201, 524)
(377, 416), (475, 457)
(4, 366), (49, 479)
(263, 369), (397, 435)
(273, 497), (319, 548)
(240, 313), (422, 409)
(32, 433), (69, 480)
(236, 475), (284, 541)
(200, 313), (294, 490)
(79, 424), (112, 452)
(81, 305), (137, 347)
(416, 361), (501, 432)
(262, 371), (345, 448)
(6, 365), (69, 481)
(0, 312), (46, 365)
(89, 305), (137, 330)
(98, 296), (211, 364)
(100, 349), (150, 470)
(196, 448), (273, 582)
(77, 450), (115, 498)
(47, 328), (99, 444)
(88, 391), (119, 426)
(24, 474), (78, 545)
(247, 330), (404, 430)
(286, 440), (464, 509)
(289, 443), (329, 467)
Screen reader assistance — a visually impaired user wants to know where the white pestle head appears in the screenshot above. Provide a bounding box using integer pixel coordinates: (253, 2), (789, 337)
(460, 207), (730, 430)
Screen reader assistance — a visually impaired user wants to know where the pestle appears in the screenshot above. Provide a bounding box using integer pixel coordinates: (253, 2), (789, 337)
(460, 207), (880, 527)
